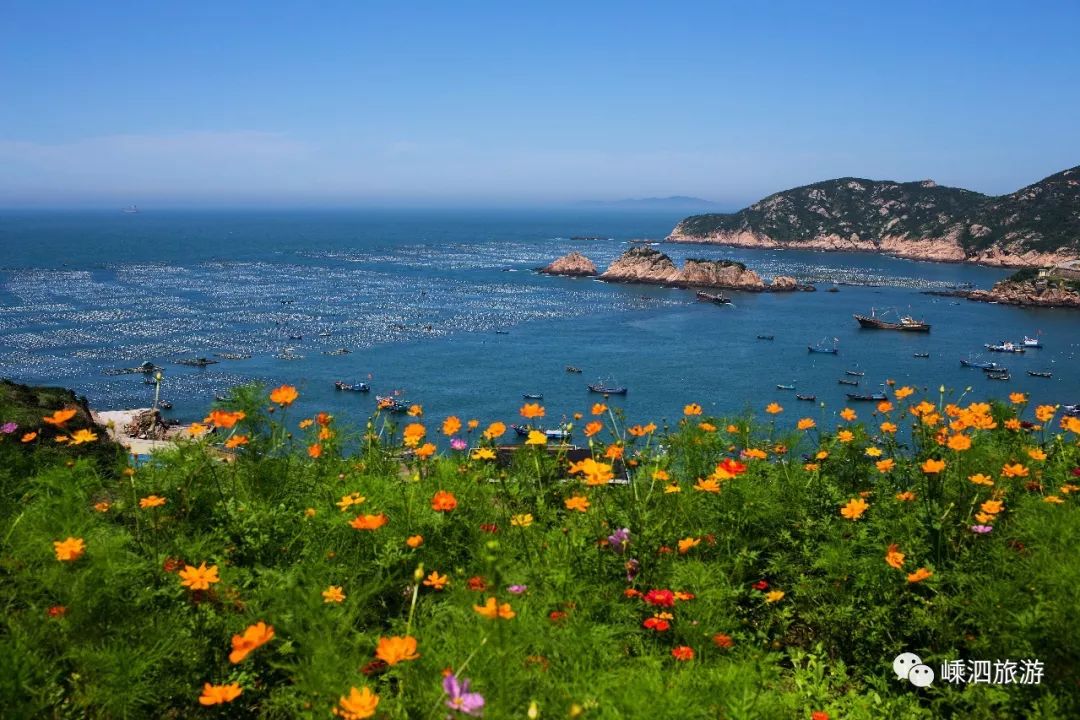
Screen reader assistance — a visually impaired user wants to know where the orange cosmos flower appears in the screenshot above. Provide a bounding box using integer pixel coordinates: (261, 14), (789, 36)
(415, 442), (436, 459)
(907, 567), (933, 583)
(53, 537), (85, 562)
(1009, 392), (1027, 404)
(483, 421), (506, 440)
(467, 419), (479, 430)
(894, 386), (915, 400)
(375, 635), (420, 665)
(299, 418), (314, 429)
(199, 683), (243, 706)
(208, 410), (245, 428)
(683, 403), (702, 416)
(187, 422), (208, 436)
(407, 404), (423, 417)
(402, 423), (426, 448)
(269, 385), (298, 406)
(1035, 405), (1056, 423)
(980, 499), (1004, 515)
(840, 498), (869, 520)
(442, 416), (462, 436)
(406, 535), (423, 548)
(921, 458), (946, 474)
(591, 403), (607, 415)
(564, 495), (590, 512)
(840, 408), (856, 422)
(93, 501), (110, 512)
(968, 473), (994, 486)
(947, 434), (972, 452)
(880, 421), (897, 434)
(677, 537), (701, 554)
(179, 562), (220, 590)
(139, 494), (167, 509)
(628, 422), (656, 436)
(520, 403), (545, 419)
(568, 457), (614, 485)
(604, 444), (623, 460)
(1027, 447), (1047, 461)
(423, 571), (449, 590)
(584, 421), (603, 437)
(895, 490), (916, 502)
(69, 428), (97, 445)
(877, 401), (894, 413)
(473, 596), (515, 619)
(694, 477), (721, 493)
(885, 544), (905, 569)
(229, 621), (274, 664)
(336, 492), (365, 511)
(742, 448), (767, 460)
(318, 426), (333, 441)
(765, 402), (783, 415)
(350, 513), (388, 530)
(1063, 416), (1080, 434)
(431, 490), (458, 512)
(837, 430), (854, 443)
(308, 443), (323, 459)
(1002, 463), (1029, 478)
(224, 435), (249, 449)
(653, 469), (670, 481)
(671, 646), (695, 661)
(21, 431), (37, 443)
(1044, 495), (1065, 504)
(797, 418), (816, 430)
(42, 408), (78, 426)
(322, 586), (346, 603)
(333, 686), (379, 720)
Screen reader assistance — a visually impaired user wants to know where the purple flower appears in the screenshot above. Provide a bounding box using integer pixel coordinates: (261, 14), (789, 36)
(450, 438), (468, 451)
(507, 584), (527, 595)
(970, 524), (993, 534)
(443, 674), (484, 716)
(0, 422), (17, 434)
(607, 527), (631, 554)
(625, 558), (640, 583)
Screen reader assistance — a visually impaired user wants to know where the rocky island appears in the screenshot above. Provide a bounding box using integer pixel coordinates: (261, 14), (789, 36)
(940, 267), (1080, 308)
(540, 246), (809, 292)
(669, 165), (1080, 268)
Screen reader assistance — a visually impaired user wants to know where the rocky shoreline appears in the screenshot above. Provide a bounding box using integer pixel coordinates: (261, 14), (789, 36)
(539, 247), (813, 292)
(666, 228), (1078, 269)
(927, 278), (1080, 308)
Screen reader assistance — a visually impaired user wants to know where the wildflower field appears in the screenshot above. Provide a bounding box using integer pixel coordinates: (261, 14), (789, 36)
(2, 382), (1080, 719)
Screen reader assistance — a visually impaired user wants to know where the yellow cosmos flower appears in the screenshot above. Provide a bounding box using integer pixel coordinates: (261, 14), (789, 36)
(865, 446), (882, 457)
(1002, 463), (1029, 478)
(840, 498), (869, 520)
(483, 421), (506, 440)
(473, 596), (515, 619)
(765, 402), (783, 415)
(764, 590), (785, 603)
(694, 477), (721, 493)
(840, 408), (857, 422)
(471, 447), (496, 460)
(683, 403), (703, 416)
(968, 473), (994, 486)
(333, 686), (379, 720)
(53, 537), (85, 562)
(797, 418), (815, 430)
(322, 586), (346, 603)
(921, 458), (946, 474)
(564, 495), (590, 512)
(677, 537), (701, 554)
(947, 434), (972, 452)
(837, 430), (854, 443)
(525, 430), (547, 445)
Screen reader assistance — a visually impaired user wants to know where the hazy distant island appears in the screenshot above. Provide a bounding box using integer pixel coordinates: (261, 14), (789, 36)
(580, 195), (724, 210)
(668, 165), (1080, 268)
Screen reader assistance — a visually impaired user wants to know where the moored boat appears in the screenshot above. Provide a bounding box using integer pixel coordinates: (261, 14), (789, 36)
(960, 357), (999, 370)
(838, 379), (859, 386)
(756, 335), (775, 340)
(845, 370), (864, 377)
(522, 393), (543, 400)
(913, 352), (930, 358)
(984, 342), (1025, 354)
(776, 384), (795, 390)
(1022, 336), (1043, 349)
(696, 291), (731, 305)
(808, 338), (839, 354)
(846, 392), (887, 401)
(588, 384), (627, 395)
(335, 381), (370, 392)
(986, 371), (1011, 381)
(1027, 370), (1053, 378)
(565, 366), (583, 374)
(176, 357), (218, 367)
(795, 393), (816, 401)
(854, 309), (930, 332)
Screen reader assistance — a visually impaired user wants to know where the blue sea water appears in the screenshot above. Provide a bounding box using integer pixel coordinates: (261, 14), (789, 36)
(1, 209), (1077, 431)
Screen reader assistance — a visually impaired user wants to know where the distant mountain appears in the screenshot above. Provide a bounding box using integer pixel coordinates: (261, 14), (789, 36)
(668, 166), (1080, 267)
(582, 196), (723, 210)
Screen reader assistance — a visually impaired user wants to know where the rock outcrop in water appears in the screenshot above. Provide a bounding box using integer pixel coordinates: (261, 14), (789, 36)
(948, 274), (1080, 309)
(578, 246), (807, 292)
(668, 165), (1080, 268)
(538, 251), (597, 277)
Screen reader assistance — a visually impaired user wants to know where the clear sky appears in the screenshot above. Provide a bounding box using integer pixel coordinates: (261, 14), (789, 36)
(2, 0), (1079, 208)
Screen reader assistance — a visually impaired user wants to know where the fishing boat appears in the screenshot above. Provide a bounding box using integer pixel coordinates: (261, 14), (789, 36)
(846, 392), (888, 402)
(960, 357), (999, 370)
(776, 384), (795, 391)
(981, 365), (1008, 374)
(335, 381), (370, 393)
(215, 352), (252, 360)
(317, 331), (332, 337)
(838, 379), (859, 386)
(913, 352), (930, 359)
(757, 335), (775, 340)
(795, 394), (816, 401)
(986, 372), (1011, 381)
(984, 342), (1025, 354)
(588, 383), (627, 395)
(1064, 404), (1080, 417)
(522, 393), (544, 400)
(1022, 336), (1043, 349)
(845, 370), (865, 377)
(696, 291), (732, 305)
(853, 308), (930, 332)
(288, 334), (303, 341)
(495, 330), (510, 335)
(1027, 370), (1053, 378)
(376, 396), (409, 413)
(322, 348), (351, 356)
(808, 338), (839, 354)
(176, 357), (218, 367)
(565, 366), (583, 374)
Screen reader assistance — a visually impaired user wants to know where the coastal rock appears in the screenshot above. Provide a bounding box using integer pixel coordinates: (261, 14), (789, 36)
(769, 275), (799, 291)
(598, 247), (765, 290)
(960, 279), (1080, 308)
(539, 251), (597, 277)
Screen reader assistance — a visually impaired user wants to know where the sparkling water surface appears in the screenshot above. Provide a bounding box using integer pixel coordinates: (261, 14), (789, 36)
(1, 209), (1077, 429)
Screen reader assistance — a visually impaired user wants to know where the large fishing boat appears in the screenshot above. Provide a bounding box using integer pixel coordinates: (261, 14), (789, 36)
(853, 308), (930, 332)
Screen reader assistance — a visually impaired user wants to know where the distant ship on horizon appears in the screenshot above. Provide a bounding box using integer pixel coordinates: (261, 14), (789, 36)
(122, 205), (139, 214)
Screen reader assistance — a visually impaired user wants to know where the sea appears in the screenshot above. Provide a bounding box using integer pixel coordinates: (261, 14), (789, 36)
(1, 209), (1077, 433)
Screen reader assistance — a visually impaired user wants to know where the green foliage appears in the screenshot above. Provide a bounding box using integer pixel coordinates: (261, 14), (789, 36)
(1, 387), (1079, 718)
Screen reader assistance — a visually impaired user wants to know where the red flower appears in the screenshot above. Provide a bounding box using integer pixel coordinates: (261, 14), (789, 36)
(643, 589), (675, 607)
(658, 546), (673, 554)
(549, 610), (568, 623)
(712, 632), (734, 648)
(624, 588), (641, 598)
(717, 458), (748, 477)
(671, 646), (694, 661)
(1072, 467), (1080, 477)
(643, 617), (670, 632)
(479, 523), (499, 534)
(360, 659), (389, 676)
(467, 576), (488, 591)
(752, 580), (769, 591)
(811, 713), (830, 720)
(162, 557), (184, 573)
(47, 605), (68, 618)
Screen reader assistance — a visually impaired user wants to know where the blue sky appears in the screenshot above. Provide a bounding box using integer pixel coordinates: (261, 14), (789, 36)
(2, 0), (1079, 207)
